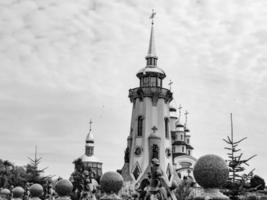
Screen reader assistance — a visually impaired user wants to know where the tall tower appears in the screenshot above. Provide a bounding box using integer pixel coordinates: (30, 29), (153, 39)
(122, 12), (176, 185)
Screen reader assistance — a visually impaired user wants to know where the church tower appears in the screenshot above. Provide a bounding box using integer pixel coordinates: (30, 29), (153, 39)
(73, 121), (103, 181)
(122, 12), (175, 185)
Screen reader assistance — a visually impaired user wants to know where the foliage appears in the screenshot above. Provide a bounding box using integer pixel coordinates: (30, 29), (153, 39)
(193, 154), (229, 189)
(100, 171), (123, 194)
(55, 179), (73, 196)
(223, 114), (257, 200)
(174, 180), (193, 200)
(250, 175), (265, 190)
(0, 159), (28, 188)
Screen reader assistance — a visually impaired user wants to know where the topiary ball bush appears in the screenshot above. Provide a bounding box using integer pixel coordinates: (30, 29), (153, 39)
(55, 179), (73, 196)
(193, 154), (229, 189)
(12, 187), (25, 198)
(29, 184), (43, 197)
(0, 189), (10, 195)
(100, 171), (123, 194)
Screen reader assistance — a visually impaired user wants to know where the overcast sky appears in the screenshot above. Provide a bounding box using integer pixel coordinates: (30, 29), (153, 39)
(1, 0), (267, 180)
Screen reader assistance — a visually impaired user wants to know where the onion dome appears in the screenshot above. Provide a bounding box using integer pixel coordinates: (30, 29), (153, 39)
(184, 127), (190, 133)
(169, 106), (177, 112)
(29, 184), (43, 197)
(12, 187), (24, 198)
(86, 130), (94, 143)
(0, 189), (10, 195)
(175, 121), (184, 128)
(55, 179), (73, 197)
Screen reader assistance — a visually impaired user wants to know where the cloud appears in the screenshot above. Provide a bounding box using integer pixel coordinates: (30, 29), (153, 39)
(0, 0), (267, 179)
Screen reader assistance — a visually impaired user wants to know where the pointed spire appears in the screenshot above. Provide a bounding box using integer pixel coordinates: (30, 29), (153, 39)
(146, 9), (158, 67)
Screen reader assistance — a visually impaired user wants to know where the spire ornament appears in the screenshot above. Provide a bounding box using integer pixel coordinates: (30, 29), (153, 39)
(178, 104), (182, 123)
(146, 9), (157, 65)
(184, 110), (189, 127)
(89, 120), (93, 132)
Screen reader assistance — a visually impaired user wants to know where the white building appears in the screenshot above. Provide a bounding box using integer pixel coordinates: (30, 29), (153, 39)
(121, 17), (178, 186)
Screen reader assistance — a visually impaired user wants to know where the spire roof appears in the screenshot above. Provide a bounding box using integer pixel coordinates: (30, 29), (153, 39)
(146, 21), (157, 59)
(137, 10), (166, 79)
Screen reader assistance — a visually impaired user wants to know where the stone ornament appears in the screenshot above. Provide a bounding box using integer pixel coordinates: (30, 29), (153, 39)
(134, 146), (142, 156)
(193, 154), (229, 200)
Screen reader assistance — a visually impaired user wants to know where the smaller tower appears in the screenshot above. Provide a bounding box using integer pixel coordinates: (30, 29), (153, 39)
(73, 120), (103, 181)
(172, 111), (196, 179)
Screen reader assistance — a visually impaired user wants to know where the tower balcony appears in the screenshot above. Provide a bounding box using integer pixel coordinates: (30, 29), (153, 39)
(129, 86), (173, 104)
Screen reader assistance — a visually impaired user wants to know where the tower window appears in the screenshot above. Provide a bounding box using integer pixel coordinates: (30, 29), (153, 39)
(165, 118), (169, 139)
(137, 116), (143, 136)
(181, 135), (183, 140)
(150, 77), (157, 87)
(182, 146), (184, 152)
(143, 77), (149, 87)
(187, 138), (189, 144)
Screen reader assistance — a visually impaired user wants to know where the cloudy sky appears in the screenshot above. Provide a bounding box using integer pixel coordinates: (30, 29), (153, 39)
(1, 0), (267, 180)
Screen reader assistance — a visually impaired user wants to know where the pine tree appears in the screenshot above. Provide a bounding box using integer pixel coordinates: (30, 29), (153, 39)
(223, 113), (256, 200)
(26, 146), (48, 184)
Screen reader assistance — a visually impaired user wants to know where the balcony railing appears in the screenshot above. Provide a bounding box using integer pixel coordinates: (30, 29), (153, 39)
(129, 86), (173, 103)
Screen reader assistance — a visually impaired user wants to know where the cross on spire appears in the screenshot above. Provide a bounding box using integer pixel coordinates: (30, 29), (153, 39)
(168, 80), (173, 91)
(184, 111), (189, 126)
(89, 120), (93, 131)
(150, 9), (156, 25)
(178, 104), (182, 122)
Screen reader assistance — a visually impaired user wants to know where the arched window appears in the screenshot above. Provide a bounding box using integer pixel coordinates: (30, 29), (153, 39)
(165, 118), (169, 139)
(137, 116), (143, 136)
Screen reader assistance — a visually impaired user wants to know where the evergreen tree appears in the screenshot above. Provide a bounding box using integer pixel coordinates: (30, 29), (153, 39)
(223, 113), (256, 200)
(26, 146), (48, 184)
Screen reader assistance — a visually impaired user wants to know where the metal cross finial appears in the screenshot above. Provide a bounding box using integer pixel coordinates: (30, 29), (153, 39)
(152, 126), (158, 133)
(168, 80), (173, 91)
(89, 120), (93, 131)
(184, 111), (189, 126)
(178, 104), (182, 122)
(150, 9), (156, 24)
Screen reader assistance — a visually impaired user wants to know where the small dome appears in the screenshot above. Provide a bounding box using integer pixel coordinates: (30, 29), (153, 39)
(185, 128), (190, 132)
(175, 121), (184, 128)
(137, 66), (166, 78)
(86, 131), (94, 142)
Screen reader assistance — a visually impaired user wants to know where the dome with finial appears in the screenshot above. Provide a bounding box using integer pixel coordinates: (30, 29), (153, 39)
(86, 120), (94, 143)
(136, 10), (166, 79)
